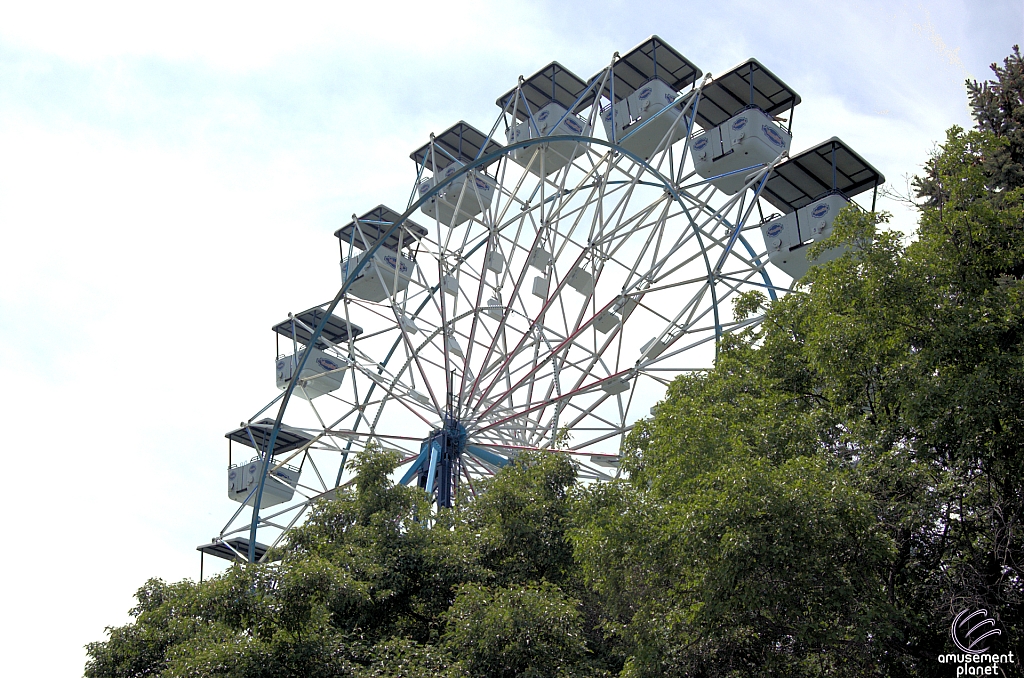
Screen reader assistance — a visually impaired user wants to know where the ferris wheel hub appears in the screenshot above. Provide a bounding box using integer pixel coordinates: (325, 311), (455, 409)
(409, 415), (468, 508)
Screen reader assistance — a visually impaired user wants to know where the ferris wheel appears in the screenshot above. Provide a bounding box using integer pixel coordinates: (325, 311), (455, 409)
(197, 37), (885, 566)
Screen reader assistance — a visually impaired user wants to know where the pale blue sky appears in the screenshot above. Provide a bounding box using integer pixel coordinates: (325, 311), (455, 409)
(0, 1), (1020, 673)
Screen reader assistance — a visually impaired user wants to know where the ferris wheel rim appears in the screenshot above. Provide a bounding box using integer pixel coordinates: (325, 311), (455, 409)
(205, 42), (892, 566)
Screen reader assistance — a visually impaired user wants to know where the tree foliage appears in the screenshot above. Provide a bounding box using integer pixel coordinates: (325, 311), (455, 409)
(444, 582), (589, 678)
(917, 44), (1024, 203)
(568, 67), (1024, 673)
(85, 450), (602, 677)
(969, 45), (1024, 191)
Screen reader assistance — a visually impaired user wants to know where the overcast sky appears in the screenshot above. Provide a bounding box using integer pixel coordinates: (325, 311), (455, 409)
(0, 1), (1020, 674)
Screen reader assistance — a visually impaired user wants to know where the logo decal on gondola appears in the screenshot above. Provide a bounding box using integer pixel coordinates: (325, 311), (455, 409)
(811, 203), (830, 218)
(564, 118), (582, 134)
(382, 255), (409, 274)
(665, 92), (675, 104)
(732, 117), (748, 130)
(317, 357), (340, 371)
(475, 177), (490, 190)
(762, 125), (786, 147)
(537, 110), (549, 121)
(694, 137), (708, 150)
(638, 87), (653, 100)
(766, 222), (784, 237)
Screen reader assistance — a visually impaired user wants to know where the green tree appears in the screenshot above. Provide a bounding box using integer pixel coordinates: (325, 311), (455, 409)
(804, 127), (1024, 666)
(572, 281), (899, 675)
(85, 564), (365, 678)
(443, 582), (589, 678)
(282, 447), (438, 642)
(968, 46), (1024, 191)
(917, 46), (1023, 203)
(85, 447), (606, 677)
(85, 448), (431, 677)
(572, 50), (1024, 673)
(461, 450), (578, 586)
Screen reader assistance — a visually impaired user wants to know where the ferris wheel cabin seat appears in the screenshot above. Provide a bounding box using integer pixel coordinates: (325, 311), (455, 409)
(690, 59), (800, 195)
(275, 347), (344, 400)
(340, 252), (416, 303)
(271, 303), (363, 401)
(593, 36), (702, 162)
(224, 419), (313, 508)
(496, 62), (593, 176)
(228, 457), (301, 508)
(417, 161), (495, 226)
(757, 137), (885, 279)
(334, 206), (428, 302)
(410, 122), (503, 226)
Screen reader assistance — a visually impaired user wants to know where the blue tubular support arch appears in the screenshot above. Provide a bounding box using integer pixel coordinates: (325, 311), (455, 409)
(399, 442), (432, 486)
(423, 439), (442, 495)
(465, 445), (510, 469)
